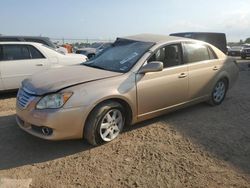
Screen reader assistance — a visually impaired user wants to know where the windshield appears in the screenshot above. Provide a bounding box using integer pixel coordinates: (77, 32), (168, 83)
(82, 39), (154, 73)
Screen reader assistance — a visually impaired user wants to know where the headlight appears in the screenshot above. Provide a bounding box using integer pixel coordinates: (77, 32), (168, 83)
(36, 92), (73, 109)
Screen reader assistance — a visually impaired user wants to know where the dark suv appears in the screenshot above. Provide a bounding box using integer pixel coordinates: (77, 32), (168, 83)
(0, 36), (56, 48)
(241, 46), (250, 59)
(170, 32), (227, 54)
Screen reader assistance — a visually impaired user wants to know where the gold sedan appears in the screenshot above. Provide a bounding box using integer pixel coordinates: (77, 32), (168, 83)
(16, 34), (239, 145)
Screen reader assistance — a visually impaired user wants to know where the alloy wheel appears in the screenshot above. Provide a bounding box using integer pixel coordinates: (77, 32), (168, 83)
(100, 109), (124, 141)
(213, 81), (226, 103)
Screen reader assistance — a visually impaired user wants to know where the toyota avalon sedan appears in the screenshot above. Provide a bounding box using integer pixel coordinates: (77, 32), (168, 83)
(16, 34), (239, 146)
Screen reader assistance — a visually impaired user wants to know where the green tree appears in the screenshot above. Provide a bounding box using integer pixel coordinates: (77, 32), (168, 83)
(245, 38), (250, 43)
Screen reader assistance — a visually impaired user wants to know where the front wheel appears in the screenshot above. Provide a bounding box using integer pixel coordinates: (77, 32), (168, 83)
(84, 101), (125, 146)
(209, 79), (228, 106)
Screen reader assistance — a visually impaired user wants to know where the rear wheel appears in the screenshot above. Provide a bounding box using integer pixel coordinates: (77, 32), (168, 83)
(209, 79), (228, 106)
(84, 101), (125, 146)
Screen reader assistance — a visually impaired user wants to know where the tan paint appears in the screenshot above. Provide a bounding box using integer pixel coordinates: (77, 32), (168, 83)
(16, 34), (239, 141)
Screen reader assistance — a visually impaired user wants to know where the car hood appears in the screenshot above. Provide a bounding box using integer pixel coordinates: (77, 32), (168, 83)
(22, 65), (122, 95)
(65, 53), (87, 58)
(64, 53), (88, 60)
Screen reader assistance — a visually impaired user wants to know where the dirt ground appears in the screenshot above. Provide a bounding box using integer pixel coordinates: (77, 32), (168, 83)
(0, 60), (250, 188)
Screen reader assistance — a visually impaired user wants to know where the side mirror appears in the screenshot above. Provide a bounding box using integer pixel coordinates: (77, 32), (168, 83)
(138, 61), (163, 74)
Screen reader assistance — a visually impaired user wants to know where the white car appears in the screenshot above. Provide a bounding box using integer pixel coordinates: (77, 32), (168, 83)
(0, 42), (87, 91)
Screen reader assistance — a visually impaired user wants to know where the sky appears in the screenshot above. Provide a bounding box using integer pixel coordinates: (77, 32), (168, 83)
(0, 0), (249, 42)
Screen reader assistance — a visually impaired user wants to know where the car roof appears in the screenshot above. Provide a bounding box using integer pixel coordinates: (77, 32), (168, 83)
(170, 32), (226, 36)
(0, 36), (50, 40)
(0, 36), (56, 48)
(0, 41), (44, 45)
(120, 34), (190, 44)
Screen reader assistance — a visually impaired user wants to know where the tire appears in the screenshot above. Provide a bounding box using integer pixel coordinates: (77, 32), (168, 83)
(208, 79), (228, 106)
(84, 101), (125, 146)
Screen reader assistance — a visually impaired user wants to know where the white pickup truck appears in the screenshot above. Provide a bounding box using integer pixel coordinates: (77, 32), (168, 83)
(0, 42), (87, 91)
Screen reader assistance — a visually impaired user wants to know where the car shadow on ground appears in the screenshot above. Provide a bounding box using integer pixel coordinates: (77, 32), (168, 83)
(0, 114), (91, 170)
(0, 99), (249, 174)
(0, 91), (17, 100)
(125, 97), (250, 175)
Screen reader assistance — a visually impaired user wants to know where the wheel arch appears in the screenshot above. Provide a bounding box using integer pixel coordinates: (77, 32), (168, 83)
(222, 76), (229, 89)
(214, 70), (230, 89)
(84, 96), (134, 129)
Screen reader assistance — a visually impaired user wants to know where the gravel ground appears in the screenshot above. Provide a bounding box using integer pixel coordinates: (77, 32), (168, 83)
(0, 60), (249, 188)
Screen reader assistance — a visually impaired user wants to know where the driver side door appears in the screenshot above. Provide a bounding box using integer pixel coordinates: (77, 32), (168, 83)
(136, 43), (189, 119)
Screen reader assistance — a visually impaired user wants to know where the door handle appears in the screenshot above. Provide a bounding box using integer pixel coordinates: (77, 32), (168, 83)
(213, 66), (219, 71)
(178, 73), (187, 78)
(36, 63), (44, 66)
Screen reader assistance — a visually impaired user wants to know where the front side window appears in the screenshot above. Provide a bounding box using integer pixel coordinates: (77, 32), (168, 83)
(148, 44), (183, 68)
(82, 39), (154, 73)
(2, 45), (31, 60)
(184, 43), (212, 63)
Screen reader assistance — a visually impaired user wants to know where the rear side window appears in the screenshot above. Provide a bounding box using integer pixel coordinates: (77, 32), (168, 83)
(207, 46), (217, 59)
(29, 46), (45, 59)
(184, 43), (212, 63)
(2, 45), (31, 60)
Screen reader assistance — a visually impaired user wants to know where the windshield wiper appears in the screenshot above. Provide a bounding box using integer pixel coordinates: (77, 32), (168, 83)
(83, 63), (106, 70)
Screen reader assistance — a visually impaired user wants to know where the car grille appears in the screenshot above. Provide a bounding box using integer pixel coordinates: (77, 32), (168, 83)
(17, 87), (36, 109)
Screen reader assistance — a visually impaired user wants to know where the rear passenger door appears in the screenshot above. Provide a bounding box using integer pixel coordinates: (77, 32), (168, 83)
(1, 44), (49, 90)
(183, 42), (219, 100)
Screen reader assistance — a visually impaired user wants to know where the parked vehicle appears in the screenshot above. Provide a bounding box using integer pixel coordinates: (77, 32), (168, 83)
(241, 46), (250, 59)
(16, 34), (239, 146)
(228, 46), (243, 56)
(170, 32), (228, 54)
(76, 42), (112, 59)
(0, 42), (87, 91)
(0, 36), (56, 48)
(0, 35), (69, 54)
